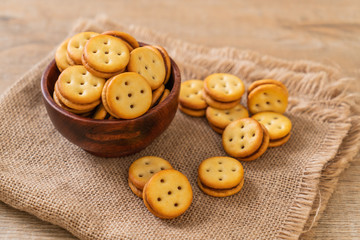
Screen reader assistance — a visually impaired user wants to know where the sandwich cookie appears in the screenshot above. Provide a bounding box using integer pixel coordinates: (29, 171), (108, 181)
(204, 73), (245, 102)
(55, 38), (71, 72)
(67, 32), (99, 65)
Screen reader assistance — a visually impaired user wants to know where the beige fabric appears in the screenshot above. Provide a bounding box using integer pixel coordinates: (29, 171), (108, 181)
(0, 16), (359, 240)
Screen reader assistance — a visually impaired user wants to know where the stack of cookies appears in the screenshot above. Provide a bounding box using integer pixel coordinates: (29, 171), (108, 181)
(178, 80), (208, 117)
(53, 31), (172, 120)
(128, 156), (193, 219)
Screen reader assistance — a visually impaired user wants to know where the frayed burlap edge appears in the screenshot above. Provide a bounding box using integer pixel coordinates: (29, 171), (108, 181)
(1, 15), (359, 239)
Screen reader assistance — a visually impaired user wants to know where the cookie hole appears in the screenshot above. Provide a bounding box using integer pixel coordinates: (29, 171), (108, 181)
(229, 138), (233, 142)
(278, 126), (282, 129)
(149, 170), (154, 174)
(105, 51), (109, 54)
(130, 104), (134, 109)
(215, 113), (219, 116)
(186, 95), (190, 98)
(174, 203), (179, 207)
(93, 84), (98, 87)
(218, 169), (222, 172)
(86, 36), (90, 40)
(222, 84), (226, 87)
(145, 162), (149, 165)
(236, 108), (241, 111)
(232, 169), (236, 172)
(116, 96), (120, 101)
(140, 90), (144, 94)
(277, 100), (281, 103)
(206, 169), (210, 172)
(225, 111), (230, 115)
(157, 197), (161, 201)
(268, 122), (272, 125)
(274, 117), (278, 120)
(117, 53), (121, 56)
(160, 167), (165, 170)
(78, 92), (83, 95)
(255, 104), (260, 107)
(138, 56), (142, 60)
(152, 76), (155, 80)
(66, 81), (71, 84)
(80, 82), (84, 85)
(125, 81), (128, 85)
(104, 41), (108, 45)
(138, 174), (143, 177)
(128, 93), (132, 98)
(218, 161), (222, 164)
(160, 179), (165, 183)
(75, 45), (79, 49)
(92, 50), (97, 53)
(82, 72), (86, 75)
(241, 125), (244, 129)
(168, 191), (172, 195)
(211, 85), (215, 88)
(241, 145), (245, 149)
(137, 71), (141, 74)
(263, 92), (267, 96)
(229, 118), (234, 121)
(241, 135), (244, 139)
(252, 133), (256, 137)
(105, 61), (109, 64)
(145, 66), (148, 70)
(219, 178), (223, 181)
(152, 60), (155, 63)
(266, 101), (270, 105)
(178, 186), (182, 190)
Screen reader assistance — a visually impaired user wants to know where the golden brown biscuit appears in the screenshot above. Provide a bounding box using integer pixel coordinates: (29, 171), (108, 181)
(202, 91), (240, 110)
(55, 38), (71, 72)
(151, 84), (165, 107)
(67, 32), (99, 65)
(206, 104), (249, 129)
(222, 118), (264, 158)
(237, 124), (269, 161)
(204, 73), (245, 102)
(248, 79), (288, 96)
(158, 89), (170, 104)
(92, 103), (108, 120)
(152, 45), (171, 85)
(180, 80), (208, 110)
(198, 177), (244, 198)
(143, 169), (193, 219)
(102, 31), (139, 50)
(53, 90), (93, 114)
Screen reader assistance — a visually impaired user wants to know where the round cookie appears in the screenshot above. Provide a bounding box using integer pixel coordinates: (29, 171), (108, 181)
(222, 118), (264, 158)
(202, 91), (240, 110)
(151, 84), (165, 107)
(180, 80), (207, 110)
(128, 156), (173, 191)
(55, 38), (71, 72)
(198, 156), (244, 189)
(252, 112), (292, 140)
(127, 46), (166, 90)
(152, 45), (171, 85)
(128, 178), (143, 198)
(54, 81), (100, 111)
(83, 34), (130, 78)
(53, 90), (92, 114)
(67, 32), (99, 65)
(248, 79), (288, 96)
(247, 84), (288, 114)
(102, 31), (139, 50)
(57, 65), (105, 105)
(237, 124), (269, 161)
(143, 169), (193, 219)
(105, 72), (152, 119)
(204, 73), (245, 102)
(206, 104), (249, 129)
(178, 104), (206, 117)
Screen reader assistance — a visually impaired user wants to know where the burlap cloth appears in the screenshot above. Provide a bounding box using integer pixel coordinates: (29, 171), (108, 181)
(1, 16), (360, 240)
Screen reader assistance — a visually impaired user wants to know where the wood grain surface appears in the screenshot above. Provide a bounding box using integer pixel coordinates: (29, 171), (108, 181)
(1, 0), (359, 239)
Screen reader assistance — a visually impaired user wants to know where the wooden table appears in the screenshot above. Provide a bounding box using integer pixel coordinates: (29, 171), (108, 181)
(1, 0), (359, 239)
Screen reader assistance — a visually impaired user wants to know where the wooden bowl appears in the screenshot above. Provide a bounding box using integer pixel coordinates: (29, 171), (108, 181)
(41, 56), (181, 158)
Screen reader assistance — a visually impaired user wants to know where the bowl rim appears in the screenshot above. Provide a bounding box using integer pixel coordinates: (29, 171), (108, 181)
(41, 57), (181, 125)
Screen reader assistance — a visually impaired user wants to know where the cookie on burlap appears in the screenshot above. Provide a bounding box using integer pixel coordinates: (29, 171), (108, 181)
(197, 156), (244, 197)
(180, 80), (207, 110)
(82, 34), (130, 78)
(202, 90), (240, 110)
(178, 104), (206, 117)
(55, 38), (71, 72)
(143, 169), (193, 219)
(222, 118), (269, 161)
(128, 156), (173, 198)
(127, 46), (166, 90)
(204, 73), (245, 102)
(105, 72), (152, 119)
(67, 32), (99, 65)
(206, 104), (249, 129)
(102, 31), (139, 51)
(247, 79), (288, 114)
(252, 112), (292, 147)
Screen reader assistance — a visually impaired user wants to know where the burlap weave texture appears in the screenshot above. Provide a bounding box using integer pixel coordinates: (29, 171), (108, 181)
(1, 16), (359, 239)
